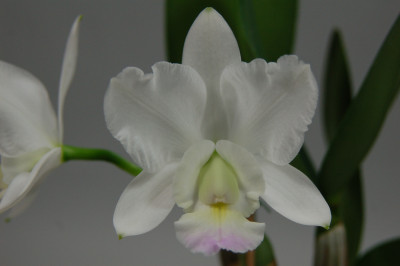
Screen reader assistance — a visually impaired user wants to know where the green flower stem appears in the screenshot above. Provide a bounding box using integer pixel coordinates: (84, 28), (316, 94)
(62, 145), (142, 177)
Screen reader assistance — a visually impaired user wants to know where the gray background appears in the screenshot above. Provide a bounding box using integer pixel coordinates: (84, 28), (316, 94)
(0, 1), (399, 265)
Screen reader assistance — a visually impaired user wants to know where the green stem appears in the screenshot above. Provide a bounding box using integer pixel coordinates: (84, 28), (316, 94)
(62, 145), (142, 177)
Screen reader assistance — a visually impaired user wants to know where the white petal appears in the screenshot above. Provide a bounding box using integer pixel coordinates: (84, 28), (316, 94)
(105, 62), (207, 172)
(1, 148), (50, 184)
(259, 160), (331, 227)
(220, 56), (318, 165)
(173, 140), (215, 211)
(182, 8), (241, 140)
(0, 148), (61, 213)
(0, 61), (58, 157)
(216, 140), (264, 217)
(58, 16), (81, 142)
(113, 163), (178, 237)
(175, 205), (265, 255)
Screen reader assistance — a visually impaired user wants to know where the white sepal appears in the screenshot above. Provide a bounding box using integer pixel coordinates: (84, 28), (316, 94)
(259, 159), (331, 227)
(58, 15), (81, 142)
(113, 163), (178, 237)
(0, 61), (58, 157)
(0, 148), (61, 213)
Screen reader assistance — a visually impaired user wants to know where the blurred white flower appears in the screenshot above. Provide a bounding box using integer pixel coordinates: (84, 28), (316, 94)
(0, 16), (81, 216)
(105, 8), (330, 255)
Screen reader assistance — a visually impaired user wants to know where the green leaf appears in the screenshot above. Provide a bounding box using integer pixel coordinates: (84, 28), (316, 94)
(339, 171), (363, 265)
(255, 234), (277, 266)
(319, 15), (400, 196)
(356, 238), (400, 266)
(319, 30), (364, 266)
(323, 171), (364, 266)
(323, 30), (353, 141)
(238, 0), (298, 62)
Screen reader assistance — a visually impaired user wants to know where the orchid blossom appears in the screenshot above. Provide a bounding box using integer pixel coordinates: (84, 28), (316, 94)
(0, 16), (81, 215)
(104, 8), (331, 255)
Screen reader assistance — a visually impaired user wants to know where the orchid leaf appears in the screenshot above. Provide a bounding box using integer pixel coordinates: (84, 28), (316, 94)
(323, 30), (352, 141)
(356, 238), (400, 266)
(340, 171), (363, 266)
(238, 0), (297, 62)
(320, 30), (364, 265)
(324, 172), (364, 266)
(319, 15), (400, 196)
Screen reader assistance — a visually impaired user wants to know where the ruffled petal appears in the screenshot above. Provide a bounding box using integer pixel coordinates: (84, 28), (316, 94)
(259, 160), (331, 227)
(0, 61), (58, 157)
(182, 8), (241, 140)
(220, 56), (318, 165)
(0, 148), (61, 213)
(113, 163), (178, 237)
(175, 204), (265, 255)
(58, 16), (81, 142)
(105, 62), (207, 172)
(216, 140), (264, 217)
(173, 140), (215, 211)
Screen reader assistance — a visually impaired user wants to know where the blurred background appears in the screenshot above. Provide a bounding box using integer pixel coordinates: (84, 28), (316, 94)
(0, 1), (399, 265)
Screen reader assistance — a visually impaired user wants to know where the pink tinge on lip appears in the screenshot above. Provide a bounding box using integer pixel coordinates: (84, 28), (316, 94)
(175, 206), (265, 255)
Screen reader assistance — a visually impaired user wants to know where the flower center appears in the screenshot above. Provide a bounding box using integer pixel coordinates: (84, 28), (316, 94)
(209, 202), (229, 224)
(198, 153), (240, 205)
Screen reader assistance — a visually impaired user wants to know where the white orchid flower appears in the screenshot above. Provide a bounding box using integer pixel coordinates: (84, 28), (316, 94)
(105, 8), (330, 255)
(0, 16), (81, 215)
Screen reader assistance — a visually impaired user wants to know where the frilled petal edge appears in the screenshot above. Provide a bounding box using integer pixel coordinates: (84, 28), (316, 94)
(259, 160), (331, 227)
(0, 147), (62, 213)
(220, 56), (318, 165)
(113, 163), (179, 237)
(175, 205), (265, 255)
(104, 62), (207, 172)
